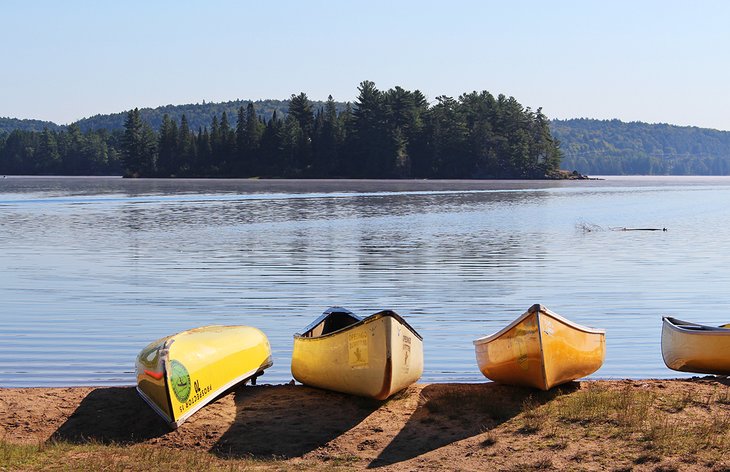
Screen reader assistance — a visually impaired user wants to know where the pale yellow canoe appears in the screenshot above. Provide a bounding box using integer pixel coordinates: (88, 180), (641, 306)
(291, 307), (423, 400)
(135, 325), (272, 428)
(661, 317), (730, 375)
(473, 304), (605, 390)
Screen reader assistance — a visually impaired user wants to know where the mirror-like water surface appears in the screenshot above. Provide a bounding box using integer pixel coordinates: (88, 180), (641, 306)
(2, 176), (729, 387)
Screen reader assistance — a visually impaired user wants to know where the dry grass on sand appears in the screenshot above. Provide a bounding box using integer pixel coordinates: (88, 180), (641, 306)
(3, 378), (730, 471)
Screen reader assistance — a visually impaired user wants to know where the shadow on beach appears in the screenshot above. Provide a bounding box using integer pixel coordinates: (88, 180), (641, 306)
(212, 384), (380, 459)
(51, 387), (168, 444)
(368, 382), (578, 469)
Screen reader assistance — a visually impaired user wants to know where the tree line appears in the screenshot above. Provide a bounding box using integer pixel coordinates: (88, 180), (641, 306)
(0, 124), (122, 175)
(0, 81), (562, 179)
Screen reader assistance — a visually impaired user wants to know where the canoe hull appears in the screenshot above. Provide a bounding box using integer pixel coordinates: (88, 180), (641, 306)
(292, 310), (423, 400)
(661, 317), (730, 375)
(473, 304), (605, 390)
(135, 325), (272, 428)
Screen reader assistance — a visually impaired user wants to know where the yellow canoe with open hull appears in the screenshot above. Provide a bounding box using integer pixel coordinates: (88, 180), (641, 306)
(473, 304), (605, 390)
(135, 325), (272, 428)
(661, 317), (730, 375)
(291, 307), (423, 400)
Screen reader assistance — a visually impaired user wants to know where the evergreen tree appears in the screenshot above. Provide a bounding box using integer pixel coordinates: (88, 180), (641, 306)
(177, 114), (195, 174)
(427, 96), (469, 177)
(259, 110), (283, 176)
(196, 127), (212, 175)
(312, 95), (341, 175)
(219, 111), (235, 171)
(287, 93), (314, 172)
(121, 108), (157, 177)
(350, 80), (389, 177)
(234, 103), (263, 176)
(157, 114), (179, 176)
(209, 115), (221, 172)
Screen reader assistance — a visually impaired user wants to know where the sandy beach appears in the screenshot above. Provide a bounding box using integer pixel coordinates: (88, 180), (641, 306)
(3, 378), (730, 471)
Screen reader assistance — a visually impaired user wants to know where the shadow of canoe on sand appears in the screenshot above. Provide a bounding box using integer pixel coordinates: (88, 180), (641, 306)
(211, 384), (381, 459)
(367, 382), (578, 469)
(51, 387), (169, 444)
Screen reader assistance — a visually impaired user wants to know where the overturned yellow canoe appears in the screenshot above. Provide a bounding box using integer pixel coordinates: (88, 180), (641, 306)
(473, 304), (605, 390)
(135, 325), (272, 428)
(661, 317), (730, 375)
(291, 307), (423, 400)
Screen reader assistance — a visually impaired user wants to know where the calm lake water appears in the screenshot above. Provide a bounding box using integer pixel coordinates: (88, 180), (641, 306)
(2, 175), (730, 387)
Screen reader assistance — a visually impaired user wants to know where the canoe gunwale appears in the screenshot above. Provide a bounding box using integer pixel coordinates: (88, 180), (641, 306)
(294, 309), (423, 342)
(663, 316), (730, 335)
(473, 304), (605, 346)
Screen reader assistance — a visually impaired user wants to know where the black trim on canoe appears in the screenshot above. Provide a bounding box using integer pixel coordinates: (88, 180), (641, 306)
(295, 307), (423, 341)
(664, 316), (730, 332)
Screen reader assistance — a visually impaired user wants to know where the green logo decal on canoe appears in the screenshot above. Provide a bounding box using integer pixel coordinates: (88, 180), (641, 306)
(169, 360), (191, 403)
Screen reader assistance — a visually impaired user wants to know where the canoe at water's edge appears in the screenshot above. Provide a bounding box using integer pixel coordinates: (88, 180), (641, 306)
(661, 316), (730, 375)
(292, 309), (423, 400)
(473, 304), (605, 390)
(135, 325), (272, 428)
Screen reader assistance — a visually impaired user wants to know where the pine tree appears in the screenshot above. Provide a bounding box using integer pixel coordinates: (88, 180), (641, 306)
(287, 93), (314, 173)
(157, 114), (179, 176)
(351, 81), (389, 177)
(219, 111), (235, 171)
(177, 114), (194, 174)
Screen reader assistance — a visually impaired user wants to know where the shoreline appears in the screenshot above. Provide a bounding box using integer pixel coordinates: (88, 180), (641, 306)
(3, 378), (730, 470)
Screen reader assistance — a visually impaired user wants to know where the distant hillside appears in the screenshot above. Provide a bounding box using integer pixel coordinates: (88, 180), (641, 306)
(0, 117), (63, 134)
(552, 118), (730, 175)
(74, 99), (349, 132)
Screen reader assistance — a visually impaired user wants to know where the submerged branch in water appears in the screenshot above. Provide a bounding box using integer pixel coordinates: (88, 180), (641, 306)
(577, 220), (668, 233)
(610, 227), (667, 232)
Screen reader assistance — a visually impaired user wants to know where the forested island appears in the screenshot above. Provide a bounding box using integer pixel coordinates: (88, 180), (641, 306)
(0, 81), (561, 179)
(5, 85), (730, 178)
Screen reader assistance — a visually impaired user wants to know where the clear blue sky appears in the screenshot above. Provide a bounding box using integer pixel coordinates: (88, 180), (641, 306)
(3, 0), (730, 130)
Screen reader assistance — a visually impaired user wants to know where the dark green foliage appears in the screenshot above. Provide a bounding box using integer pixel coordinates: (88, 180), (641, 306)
(0, 126), (122, 176)
(552, 119), (730, 175)
(157, 114), (178, 177)
(313, 95), (343, 175)
(0, 81), (564, 178)
(121, 109), (156, 177)
(287, 93), (314, 174)
(0, 117), (63, 134)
